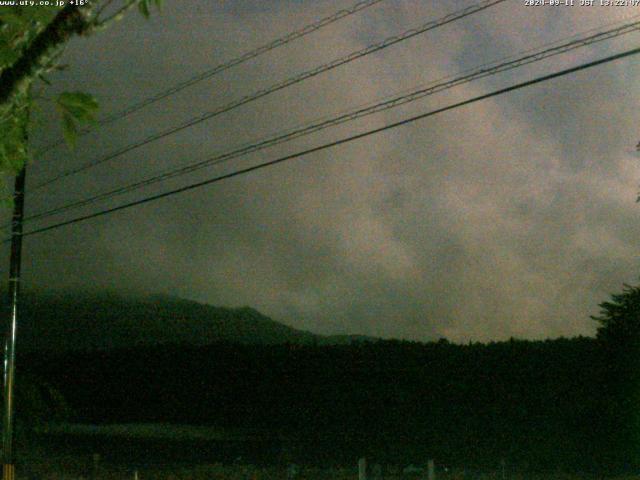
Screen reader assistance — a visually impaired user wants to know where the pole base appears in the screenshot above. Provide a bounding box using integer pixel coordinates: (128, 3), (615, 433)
(3, 463), (14, 480)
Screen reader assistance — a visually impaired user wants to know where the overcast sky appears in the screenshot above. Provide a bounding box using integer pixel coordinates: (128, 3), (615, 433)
(4, 0), (640, 343)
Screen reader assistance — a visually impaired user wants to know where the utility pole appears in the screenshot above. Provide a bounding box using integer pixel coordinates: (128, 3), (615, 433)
(2, 165), (26, 480)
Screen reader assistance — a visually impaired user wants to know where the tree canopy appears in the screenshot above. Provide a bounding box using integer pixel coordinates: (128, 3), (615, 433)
(591, 280), (640, 348)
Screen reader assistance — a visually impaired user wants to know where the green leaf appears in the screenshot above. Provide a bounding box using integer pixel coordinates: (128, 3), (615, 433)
(0, 144), (8, 171)
(57, 91), (98, 111)
(0, 94), (30, 175)
(62, 112), (77, 149)
(0, 12), (28, 30)
(138, 0), (150, 18)
(27, 7), (57, 26)
(0, 138), (28, 174)
(0, 46), (18, 70)
(153, 0), (163, 10)
(56, 91), (98, 125)
(0, 193), (13, 210)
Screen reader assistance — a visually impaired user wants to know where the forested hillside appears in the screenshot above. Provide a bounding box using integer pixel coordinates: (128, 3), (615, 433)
(21, 336), (633, 475)
(9, 291), (324, 351)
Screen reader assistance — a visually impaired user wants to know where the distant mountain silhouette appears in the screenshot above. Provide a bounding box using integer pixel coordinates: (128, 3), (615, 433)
(9, 290), (378, 352)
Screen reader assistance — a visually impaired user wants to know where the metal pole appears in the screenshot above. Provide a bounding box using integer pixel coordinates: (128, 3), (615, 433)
(3, 165), (26, 480)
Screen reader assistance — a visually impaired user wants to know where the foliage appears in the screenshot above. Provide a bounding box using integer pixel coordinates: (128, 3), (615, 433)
(590, 281), (640, 474)
(55, 91), (99, 147)
(591, 280), (640, 347)
(0, 89), (30, 175)
(22, 328), (616, 474)
(0, 0), (163, 181)
(138, 0), (163, 18)
(0, 7), (55, 175)
(12, 286), (640, 475)
(0, 7), (58, 70)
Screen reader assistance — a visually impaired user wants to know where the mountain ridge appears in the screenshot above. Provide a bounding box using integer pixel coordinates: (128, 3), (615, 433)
(9, 290), (379, 352)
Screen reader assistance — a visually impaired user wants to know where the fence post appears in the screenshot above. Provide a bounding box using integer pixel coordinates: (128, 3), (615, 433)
(427, 459), (435, 480)
(92, 453), (100, 479)
(358, 457), (367, 480)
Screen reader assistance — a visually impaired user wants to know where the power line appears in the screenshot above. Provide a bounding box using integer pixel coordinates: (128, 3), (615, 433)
(21, 16), (640, 225)
(22, 17), (640, 223)
(32, 0), (507, 191)
(36, 0), (387, 155)
(17, 45), (640, 240)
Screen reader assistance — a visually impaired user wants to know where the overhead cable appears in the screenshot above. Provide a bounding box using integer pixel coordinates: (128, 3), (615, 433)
(36, 0), (387, 155)
(23, 17), (640, 225)
(17, 45), (640, 239)
(33, 0), (507, 190)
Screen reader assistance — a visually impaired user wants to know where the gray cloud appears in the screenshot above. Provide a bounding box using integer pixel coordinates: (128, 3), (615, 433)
(7, 0), (640, 343)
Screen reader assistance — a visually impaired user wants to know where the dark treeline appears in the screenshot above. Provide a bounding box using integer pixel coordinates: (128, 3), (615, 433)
(18, 335), (638, 475)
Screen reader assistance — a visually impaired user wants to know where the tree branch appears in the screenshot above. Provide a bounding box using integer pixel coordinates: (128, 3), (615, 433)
(0, 4), (94, 107)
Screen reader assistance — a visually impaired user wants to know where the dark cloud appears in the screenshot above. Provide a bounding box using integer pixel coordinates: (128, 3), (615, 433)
(6, 0), (640, 342)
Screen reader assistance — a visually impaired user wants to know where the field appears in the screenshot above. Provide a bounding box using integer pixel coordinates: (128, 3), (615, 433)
(14, 460), (640, 480)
